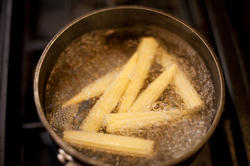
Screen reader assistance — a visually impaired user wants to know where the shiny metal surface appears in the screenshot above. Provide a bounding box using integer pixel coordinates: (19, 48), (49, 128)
(34, 6), (225, 165)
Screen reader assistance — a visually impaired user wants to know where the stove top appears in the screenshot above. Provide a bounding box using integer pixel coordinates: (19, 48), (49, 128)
(0, 0), (249, 166)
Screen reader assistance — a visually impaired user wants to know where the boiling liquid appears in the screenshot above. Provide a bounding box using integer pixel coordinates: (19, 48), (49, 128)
(45, 26), (215, 166)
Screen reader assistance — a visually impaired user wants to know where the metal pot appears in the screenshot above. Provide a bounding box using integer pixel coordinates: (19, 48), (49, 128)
(33, 6), (225, 166)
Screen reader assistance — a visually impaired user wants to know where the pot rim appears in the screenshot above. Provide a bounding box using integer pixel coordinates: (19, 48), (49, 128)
(33, 5), (225, 166)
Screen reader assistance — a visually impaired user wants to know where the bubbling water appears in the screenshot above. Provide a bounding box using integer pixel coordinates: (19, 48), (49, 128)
(45, 26), (216, 166)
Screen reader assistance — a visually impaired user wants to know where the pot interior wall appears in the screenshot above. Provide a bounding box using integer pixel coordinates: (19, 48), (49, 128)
(39, 8), (222, 116)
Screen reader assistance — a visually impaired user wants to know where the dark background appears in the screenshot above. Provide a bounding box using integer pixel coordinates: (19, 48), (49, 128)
(0, 0), (249, 166)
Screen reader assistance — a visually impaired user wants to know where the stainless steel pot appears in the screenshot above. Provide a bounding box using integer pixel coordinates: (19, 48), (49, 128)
(34, 6), (225, 166)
